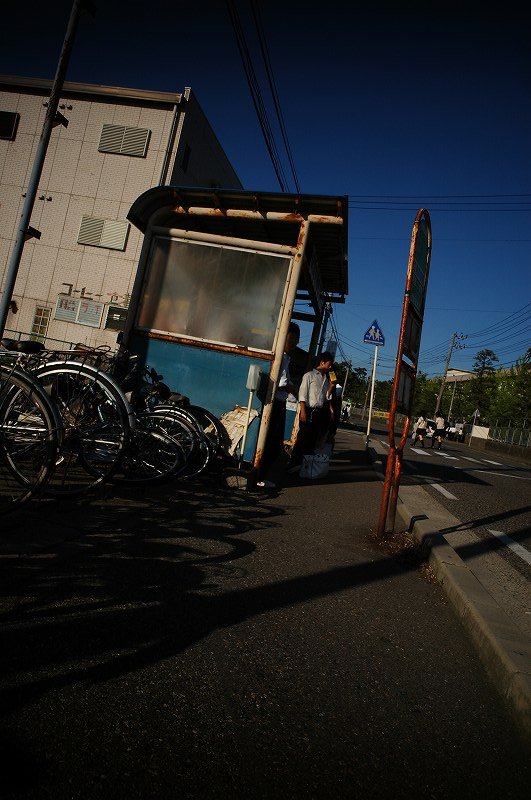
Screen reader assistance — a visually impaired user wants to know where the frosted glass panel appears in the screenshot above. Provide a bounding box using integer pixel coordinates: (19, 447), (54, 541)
(137, 237), (290, 351)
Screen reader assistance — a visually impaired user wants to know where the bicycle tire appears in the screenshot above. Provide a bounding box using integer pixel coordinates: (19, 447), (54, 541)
(137, 411), (192, 472)
(188, 405), (230, 455)
(0, 365), (59, 514)
(112, 423), (185, 484)
(149, 405), (210, 478)
(33, 361), (133, 496)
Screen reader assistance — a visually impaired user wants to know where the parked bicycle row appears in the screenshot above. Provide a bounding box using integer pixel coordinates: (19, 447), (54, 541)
(0, 338), (232, 515)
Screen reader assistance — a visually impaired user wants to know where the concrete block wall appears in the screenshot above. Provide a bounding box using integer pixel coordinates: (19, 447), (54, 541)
(1, 80), (242, 349)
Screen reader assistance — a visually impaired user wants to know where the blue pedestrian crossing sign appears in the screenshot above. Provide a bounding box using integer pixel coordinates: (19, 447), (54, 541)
(363, 320), (385, 346)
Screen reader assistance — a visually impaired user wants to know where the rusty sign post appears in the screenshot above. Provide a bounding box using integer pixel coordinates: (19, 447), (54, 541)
(377, 208), (432, 539)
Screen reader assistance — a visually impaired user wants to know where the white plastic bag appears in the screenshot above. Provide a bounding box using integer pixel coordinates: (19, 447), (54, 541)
(299, 453), (330, 480)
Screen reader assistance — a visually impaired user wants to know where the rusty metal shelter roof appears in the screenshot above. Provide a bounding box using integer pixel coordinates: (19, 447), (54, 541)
(127, 187), (349, 299)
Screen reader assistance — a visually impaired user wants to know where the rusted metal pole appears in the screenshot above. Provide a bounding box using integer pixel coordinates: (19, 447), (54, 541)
(155, 226), (297, 255)
(386, 416), (411, 532)
(377, 209), (432, 539)
(253, 218), (311, 471)
(377, 443), (396, 536)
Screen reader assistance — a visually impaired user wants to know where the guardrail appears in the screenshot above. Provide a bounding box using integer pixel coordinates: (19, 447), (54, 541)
(489, 425), (530, 449)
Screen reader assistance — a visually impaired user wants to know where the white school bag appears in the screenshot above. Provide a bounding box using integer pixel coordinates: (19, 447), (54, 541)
(299, 444), (331, 480)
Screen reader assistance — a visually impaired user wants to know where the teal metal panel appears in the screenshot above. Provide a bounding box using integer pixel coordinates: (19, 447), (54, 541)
(130, 334), (269, 460)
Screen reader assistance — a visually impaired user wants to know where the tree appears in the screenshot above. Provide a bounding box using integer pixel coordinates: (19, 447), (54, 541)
(490, 348), (531, 425)
(334, 362), (368, 406)
(470, 349), (499, 422)
(373, 379), (393, 410)
(473, 349), (499, 375)
(411, 371), (439, 417)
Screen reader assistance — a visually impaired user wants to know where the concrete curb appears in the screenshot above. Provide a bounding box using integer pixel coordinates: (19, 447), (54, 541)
(367, 444), (531, 747)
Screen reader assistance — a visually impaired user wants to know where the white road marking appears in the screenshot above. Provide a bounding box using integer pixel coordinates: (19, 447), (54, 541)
(421, 478), (458, 499)
(410, 447), (431, 456)
(482, 458), (504, 466)
(462, 456), (483, 463)
(432, 451), (459, 460)
(470, 469), (531, 481)
(487, 529), (531, 566)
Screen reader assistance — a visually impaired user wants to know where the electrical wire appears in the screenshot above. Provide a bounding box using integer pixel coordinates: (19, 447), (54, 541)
(225, 0), (288, 191)
(464, 302), (531, 339)
(250, 0), (300, 193)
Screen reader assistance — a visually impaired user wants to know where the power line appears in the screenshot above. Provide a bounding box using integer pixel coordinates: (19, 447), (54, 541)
(347, 193), (531, 199)
(349, 200), (531, 207)
(225, 0), (288, 191)
(250, 1), (300, 193)
(347, 206), (531, 213)
(464, 302), (531, 339)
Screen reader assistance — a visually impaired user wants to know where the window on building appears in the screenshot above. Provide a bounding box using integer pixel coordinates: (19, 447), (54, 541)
(30, 306), (51, 343)
(54, 296), (104, 328)
(98, 123), (150, 157)
(0, 111), (20, 140)
(77, 216), (130, 250)
(136, 236), (291, 352)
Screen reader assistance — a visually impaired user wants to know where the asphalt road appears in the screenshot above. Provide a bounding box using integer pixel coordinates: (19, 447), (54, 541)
(371, 429), (531, 639)
(403, 438), (531, 537)
(1, 430), (530, 799)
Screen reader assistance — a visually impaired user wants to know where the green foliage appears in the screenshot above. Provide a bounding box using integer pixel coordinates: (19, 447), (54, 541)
(374, 379), (393, 410)
(411, 372), (439, 417)
(470, 348), (499, 423)
(334, 361), (368, 406)
(489, 348), (531, 424)
(336, 348), (529, 426)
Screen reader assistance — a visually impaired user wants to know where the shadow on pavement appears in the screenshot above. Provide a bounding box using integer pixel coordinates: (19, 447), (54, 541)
(0, 450), (415, 717)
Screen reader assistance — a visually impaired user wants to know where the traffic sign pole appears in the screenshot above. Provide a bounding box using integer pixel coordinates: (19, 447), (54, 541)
(365, 345), (378, 447)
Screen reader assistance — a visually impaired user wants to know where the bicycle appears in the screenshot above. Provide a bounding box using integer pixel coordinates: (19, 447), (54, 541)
(0, 356), (60, 513)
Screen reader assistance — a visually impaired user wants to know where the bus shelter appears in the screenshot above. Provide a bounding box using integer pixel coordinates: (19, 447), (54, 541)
(123, 186), (348, 469)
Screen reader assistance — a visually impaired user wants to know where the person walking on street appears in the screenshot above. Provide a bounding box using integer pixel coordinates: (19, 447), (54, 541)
(328, 373), (343, 441)
(411, 417), (419, 444)
(415, 412), (428, 448)
(256, 322), (300, 489)
(287, 351), (334, 473)
(432, 411), (446, 450)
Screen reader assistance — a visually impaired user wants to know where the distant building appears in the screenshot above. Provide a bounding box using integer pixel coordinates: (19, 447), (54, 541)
(0, 75), (242, 347)
(446, 368), (475, 382)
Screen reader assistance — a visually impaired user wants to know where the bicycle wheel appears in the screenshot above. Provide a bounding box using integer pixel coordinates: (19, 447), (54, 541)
(0, 365), (59, 513)
(33, 361), (133, 496)
(137, 411), (192, 471)
(112, 423), (185, 484)
(148, 406), (210, 477)
(188, 405), (230, 455)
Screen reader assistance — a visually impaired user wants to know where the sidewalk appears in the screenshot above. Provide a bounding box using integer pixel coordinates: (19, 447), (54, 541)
(368, 433), (531, 743)
(0, 429), (529, 799)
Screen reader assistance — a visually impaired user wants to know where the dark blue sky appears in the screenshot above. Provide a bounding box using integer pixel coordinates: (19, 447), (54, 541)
(2, 0), (530, 379)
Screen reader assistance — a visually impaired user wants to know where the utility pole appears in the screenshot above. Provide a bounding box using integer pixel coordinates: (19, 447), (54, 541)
(0, 0), (95, 338)
(317, 301), (331, 354)
(342, 361), (351, 398)
(448, 378), (458, 420)
(434, 332), (467, 417)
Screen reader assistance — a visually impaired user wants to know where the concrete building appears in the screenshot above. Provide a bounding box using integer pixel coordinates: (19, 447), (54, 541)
(0, 75), (242, 348)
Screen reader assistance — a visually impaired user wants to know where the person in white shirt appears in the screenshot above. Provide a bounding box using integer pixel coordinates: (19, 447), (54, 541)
(431, 412), (446, 449)
(286, 351), (334, 473)
(256, 322), (300, 488)
(415, 412), (428, 448)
